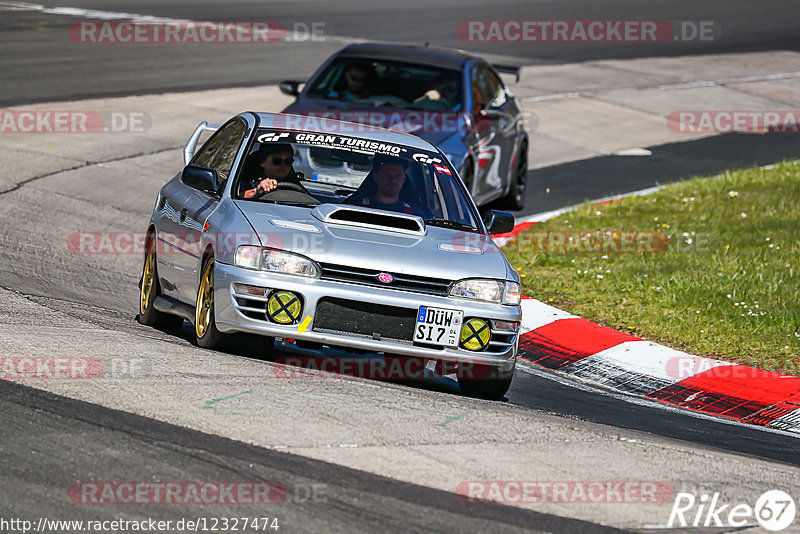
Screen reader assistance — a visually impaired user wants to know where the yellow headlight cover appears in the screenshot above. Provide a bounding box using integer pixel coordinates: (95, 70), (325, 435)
(267, 291), (302, 324)
(460, 318), (490, 351)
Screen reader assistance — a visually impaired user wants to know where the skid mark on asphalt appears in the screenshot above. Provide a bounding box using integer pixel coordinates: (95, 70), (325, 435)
(0, 145), (181, 196)
(198, 387), (474, 427)
(433, 411), (471, 427)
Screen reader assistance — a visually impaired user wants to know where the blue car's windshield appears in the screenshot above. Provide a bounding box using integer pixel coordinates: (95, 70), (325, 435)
(305, 57), (463, 113)
(236, 129), (480, 231)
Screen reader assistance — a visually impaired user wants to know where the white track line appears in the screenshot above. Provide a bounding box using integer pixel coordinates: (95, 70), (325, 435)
(522, 71), (800, 102)
(514, 159), (799, 226)
(514, 184), (666, 225)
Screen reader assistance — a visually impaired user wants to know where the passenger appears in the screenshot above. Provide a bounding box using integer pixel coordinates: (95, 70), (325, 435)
(239, 143), (295, 199)
(414, 74), (462, 111)
(352, 155), (429, 217)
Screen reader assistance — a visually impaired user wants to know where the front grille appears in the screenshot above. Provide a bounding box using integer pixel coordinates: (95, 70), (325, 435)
(232, 292), (268, 321)
(320, 263), (451, 296)
(486, 326), (517, 354)
(314, 297), (417, 342)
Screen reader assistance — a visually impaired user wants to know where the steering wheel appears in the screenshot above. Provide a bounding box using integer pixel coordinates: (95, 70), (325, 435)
(366, 95), (410, 107)
(252, 181), (320, 205)
(252, 181), (307, 199)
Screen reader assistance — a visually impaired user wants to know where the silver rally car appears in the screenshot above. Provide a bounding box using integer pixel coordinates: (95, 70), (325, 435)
(139, 112), (521, 399)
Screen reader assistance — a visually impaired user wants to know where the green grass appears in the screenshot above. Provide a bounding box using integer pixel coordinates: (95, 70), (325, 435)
(504, 160), (800, 375)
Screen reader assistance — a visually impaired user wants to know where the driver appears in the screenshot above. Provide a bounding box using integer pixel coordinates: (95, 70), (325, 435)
(327, 62), (375, 101)
(239, 143), (295, 199)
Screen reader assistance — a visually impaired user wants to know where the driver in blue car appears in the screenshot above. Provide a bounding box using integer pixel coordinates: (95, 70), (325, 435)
(351, 155), (430, 218)
(239, 143), (295, 199)
(327, 62), (375, 101)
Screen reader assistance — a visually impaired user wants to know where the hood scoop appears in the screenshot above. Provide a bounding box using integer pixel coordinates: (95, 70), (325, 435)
(311, 204), (425, 236)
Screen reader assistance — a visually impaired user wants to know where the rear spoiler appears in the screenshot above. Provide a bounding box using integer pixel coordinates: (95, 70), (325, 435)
(492, 64), (520, 83)
(183, 121), (222, 165)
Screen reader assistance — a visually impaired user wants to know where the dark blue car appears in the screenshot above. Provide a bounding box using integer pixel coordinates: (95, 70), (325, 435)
(280, 43), (529, 210)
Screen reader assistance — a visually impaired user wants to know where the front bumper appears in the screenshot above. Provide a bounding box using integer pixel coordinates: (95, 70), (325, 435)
(213, 261), (520, 369)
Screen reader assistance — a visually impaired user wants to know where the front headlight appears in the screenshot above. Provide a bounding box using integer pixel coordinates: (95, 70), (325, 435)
(449, 279), (504, 303)
(234, 246), (320, 278)
(449, 279), (521, 305)
(263, 249), (320, 277)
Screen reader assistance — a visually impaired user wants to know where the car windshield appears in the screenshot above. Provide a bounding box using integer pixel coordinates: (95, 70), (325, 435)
(235, 129), (480, 231)
(305, 57), (463, 112)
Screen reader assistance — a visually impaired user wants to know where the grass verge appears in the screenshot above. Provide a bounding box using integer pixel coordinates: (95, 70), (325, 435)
(504, 160), (800, 375)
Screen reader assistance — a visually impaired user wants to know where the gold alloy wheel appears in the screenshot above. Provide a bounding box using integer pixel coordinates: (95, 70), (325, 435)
(196, 258), (214, 338)
(140, 239), (156, 314)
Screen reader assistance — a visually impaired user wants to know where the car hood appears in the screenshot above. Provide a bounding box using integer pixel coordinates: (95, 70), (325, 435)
(283, 100), (460, 147)
(235, 201), (511, 282)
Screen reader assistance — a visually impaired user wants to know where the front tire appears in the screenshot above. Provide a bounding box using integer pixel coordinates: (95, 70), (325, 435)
(457, 360), (515, 400)
(138, 235), (184, 330)
(195, 256), (227, 350)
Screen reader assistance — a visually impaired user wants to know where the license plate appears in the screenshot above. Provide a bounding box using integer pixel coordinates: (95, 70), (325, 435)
(414, 306), (463, 347)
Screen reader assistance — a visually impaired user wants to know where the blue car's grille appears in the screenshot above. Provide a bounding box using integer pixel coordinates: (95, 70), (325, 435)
(319, 263), (451, 296)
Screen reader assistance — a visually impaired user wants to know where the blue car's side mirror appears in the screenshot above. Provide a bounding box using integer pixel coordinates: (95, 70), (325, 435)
(279, 80), (303, 97)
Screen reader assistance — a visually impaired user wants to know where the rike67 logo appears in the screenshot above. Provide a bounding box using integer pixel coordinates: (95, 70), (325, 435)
(668, 490), (796, 531)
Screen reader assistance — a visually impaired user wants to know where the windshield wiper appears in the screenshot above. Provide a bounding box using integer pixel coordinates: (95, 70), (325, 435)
(424, 219), (477, 231)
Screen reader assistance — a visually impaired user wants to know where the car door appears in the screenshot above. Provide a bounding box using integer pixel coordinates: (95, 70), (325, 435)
(469, 63), (519, 202)
(160, 118), (248, 304)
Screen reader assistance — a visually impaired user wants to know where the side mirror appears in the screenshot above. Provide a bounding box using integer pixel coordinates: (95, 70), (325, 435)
(483, 210), (515, 235)
(279, 80), (304, 97)
(181, 165), (218, 196)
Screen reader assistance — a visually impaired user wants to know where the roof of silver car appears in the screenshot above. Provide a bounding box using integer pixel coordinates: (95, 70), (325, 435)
(250, 112), (440, 152)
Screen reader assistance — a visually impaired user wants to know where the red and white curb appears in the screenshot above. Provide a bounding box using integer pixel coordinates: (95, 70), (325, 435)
(493, 192), (800, 434)
(515, 298), (800, 433)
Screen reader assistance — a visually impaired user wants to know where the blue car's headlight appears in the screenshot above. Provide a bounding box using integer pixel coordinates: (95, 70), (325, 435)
(235, 246), (320, 278)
